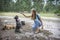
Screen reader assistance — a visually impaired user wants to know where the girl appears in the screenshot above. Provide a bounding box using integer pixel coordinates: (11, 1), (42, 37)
(22, 9), (43, 33)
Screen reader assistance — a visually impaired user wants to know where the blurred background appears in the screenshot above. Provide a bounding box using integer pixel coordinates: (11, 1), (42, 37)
(0, 0), (60, 17)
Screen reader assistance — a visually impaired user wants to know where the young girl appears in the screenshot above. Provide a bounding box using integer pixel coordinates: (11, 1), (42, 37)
(22, 9), (43, 33)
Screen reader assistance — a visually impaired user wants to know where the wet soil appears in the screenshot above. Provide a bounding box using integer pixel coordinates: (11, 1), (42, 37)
(0, 17), (60, 40)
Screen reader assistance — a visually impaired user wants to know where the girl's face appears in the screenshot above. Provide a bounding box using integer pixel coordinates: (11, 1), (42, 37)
(32, 10), (36, 15)
(31, 10), (36, 20)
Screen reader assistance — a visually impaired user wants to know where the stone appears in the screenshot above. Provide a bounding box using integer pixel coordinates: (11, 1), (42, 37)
(25, 32), (34, 38)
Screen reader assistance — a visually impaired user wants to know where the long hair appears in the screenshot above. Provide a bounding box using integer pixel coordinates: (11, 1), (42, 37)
(31, 10), (36, 20)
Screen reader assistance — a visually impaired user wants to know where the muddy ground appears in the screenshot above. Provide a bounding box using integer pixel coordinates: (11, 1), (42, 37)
(0, 17), (60, 40)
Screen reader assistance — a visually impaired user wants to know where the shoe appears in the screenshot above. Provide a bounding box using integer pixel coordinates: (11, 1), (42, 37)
(35, 29), (41, 34)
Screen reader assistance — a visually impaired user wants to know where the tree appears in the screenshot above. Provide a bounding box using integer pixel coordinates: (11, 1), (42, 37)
(0, 0), (12, 11)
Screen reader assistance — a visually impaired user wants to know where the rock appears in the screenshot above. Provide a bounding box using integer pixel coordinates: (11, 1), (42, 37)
(15, 34), (22, 40)
(25, 32), (34, 38)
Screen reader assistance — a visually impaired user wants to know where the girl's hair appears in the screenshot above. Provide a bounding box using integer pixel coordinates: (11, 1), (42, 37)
(31, 9), (36, 20)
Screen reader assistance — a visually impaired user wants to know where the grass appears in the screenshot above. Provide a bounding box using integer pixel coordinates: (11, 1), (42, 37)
(0, 12), (30, 18)
(0, 12), (60, 18)
(40, 12), (60, 18)
(40, 12), (55, 17)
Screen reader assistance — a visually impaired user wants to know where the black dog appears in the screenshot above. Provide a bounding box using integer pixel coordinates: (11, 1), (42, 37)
(14, 15), (21, 33)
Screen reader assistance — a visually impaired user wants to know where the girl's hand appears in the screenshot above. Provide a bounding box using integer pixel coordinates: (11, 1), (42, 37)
(21, 13), (24, 15)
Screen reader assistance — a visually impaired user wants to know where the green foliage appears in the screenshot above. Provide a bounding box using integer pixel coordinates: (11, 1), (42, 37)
(32, 0), (43, 12)
(0, 0), (12, 11)
(0, 0), (60, 14)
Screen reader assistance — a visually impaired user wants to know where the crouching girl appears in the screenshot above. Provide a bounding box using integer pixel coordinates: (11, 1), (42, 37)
(22, 8), (43, 33)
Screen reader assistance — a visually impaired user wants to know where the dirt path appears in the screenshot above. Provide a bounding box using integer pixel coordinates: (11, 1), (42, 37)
(0, 17), (60, 40)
